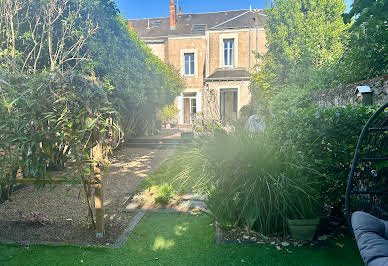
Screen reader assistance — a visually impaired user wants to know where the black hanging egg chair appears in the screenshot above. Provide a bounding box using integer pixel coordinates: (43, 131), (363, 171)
(345, 102), (388, 231)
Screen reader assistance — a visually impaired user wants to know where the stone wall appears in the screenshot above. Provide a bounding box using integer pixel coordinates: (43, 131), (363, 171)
(310, 75), (388, 107)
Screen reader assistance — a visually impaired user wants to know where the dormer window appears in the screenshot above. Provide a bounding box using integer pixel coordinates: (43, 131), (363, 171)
(224, 39), (234, 66)
(152, 21), (161, 27)
(192, 24), (207, 31)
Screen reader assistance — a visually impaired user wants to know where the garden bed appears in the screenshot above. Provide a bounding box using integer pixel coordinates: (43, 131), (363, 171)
(0, 147), (175, 247)
(125, 187), (207, 212)
(215, 222), (346, 250)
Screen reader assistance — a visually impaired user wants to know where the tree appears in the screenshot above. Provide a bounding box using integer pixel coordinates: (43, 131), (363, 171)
(0, 0), (98, 74)
(84, 0), (183, 136)
(250, 0), (349, 114)
(0, 0), (183, 137)
(0, 0), (183, 202)
(340, 0), (388, 82)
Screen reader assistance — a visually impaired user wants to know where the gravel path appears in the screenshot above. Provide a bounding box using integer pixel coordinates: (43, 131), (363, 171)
(0, 146), (175, 246)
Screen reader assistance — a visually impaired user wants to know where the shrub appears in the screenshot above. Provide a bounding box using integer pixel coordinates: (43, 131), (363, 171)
(194, 119), (225, 134)
(154, 184), (175, 206)
(267, 85), (312, 117)
(0, 72), (117, 201)
(239, 104), (256, 119)
(169, 130), (320, 235)
(157, 105), (179, 124)
(268, 104), (378, 219)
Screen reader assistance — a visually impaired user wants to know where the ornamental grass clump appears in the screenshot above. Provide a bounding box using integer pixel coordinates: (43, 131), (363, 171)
(171, 130), (320, 236)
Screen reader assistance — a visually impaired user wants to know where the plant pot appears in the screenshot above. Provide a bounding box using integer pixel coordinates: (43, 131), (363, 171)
(288, 218), (320, 241)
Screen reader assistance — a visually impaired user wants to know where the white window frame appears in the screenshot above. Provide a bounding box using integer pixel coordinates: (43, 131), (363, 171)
(184, 53), (195, 75)
(219, 33), (239, 68)
(180, 49), (198, 77)
(217, 85), (240, 119)
(223, 39), (234, 66)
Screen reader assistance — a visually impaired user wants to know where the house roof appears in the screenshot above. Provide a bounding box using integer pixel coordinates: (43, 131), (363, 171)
(205, 68), (251, 82)
(128, 9), (266, 40)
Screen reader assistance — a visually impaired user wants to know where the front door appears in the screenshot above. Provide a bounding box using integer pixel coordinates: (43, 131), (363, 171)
(183, 92), (198, 125)
(220, 89), (238, 124)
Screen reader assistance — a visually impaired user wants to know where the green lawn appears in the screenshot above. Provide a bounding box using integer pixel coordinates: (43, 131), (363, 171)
(136, 148), (202, 193)
(0, 213), (363, 266)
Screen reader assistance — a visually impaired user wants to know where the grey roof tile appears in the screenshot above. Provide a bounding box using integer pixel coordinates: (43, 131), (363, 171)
(128, 9), (266, 39)
(205, 68), (251, 81)
(209, 11), (266, 30)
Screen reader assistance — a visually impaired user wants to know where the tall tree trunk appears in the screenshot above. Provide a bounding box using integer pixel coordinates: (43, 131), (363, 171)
(48, 27), (55, 71)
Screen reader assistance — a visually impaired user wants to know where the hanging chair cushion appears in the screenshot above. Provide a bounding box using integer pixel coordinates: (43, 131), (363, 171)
(352, 211), (388, 265)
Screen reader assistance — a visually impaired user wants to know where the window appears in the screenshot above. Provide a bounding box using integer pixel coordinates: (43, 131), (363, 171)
(191, 98), (197, 114)
(192, 24), (207, 31)
(220, 89), (238, 124)
(152, 20), (161, 27)
(224, 39), (234, 66)
(184, 53), (195, 75)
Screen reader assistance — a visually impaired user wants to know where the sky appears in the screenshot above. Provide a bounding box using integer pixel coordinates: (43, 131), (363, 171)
(115, 0), (354, 19)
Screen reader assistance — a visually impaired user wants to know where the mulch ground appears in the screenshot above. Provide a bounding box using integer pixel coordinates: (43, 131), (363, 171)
(125, 187), (207, 212)
(0, 146), (175, 247)
(216, 224), (346, 251)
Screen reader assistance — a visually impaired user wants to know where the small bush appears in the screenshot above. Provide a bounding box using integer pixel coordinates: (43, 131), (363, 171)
(154, 184), (175, 206)
(157, 105), (179, 124)
(239, 104), (256, 119)
(268, 85), (311, 117)
(268, 104), (378, 218)
(169, 130), (320, 235)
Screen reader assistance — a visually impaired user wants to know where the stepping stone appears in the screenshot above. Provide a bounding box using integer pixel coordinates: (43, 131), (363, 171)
(126, 200), (139, 210)
(181, 193), (207, 201)
(178, 201), (191, 209)
(177, 200), (207, 210)
(188, 200), (207, 210)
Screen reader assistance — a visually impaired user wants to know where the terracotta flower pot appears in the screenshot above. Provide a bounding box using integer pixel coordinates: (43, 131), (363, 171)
(288, 218), (320, 241)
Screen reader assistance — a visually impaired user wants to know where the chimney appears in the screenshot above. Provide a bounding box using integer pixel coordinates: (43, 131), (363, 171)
(169, 0), (176, 30)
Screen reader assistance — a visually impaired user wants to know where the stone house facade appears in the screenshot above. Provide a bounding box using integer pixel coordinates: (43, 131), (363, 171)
(128, 0), (267, 125)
